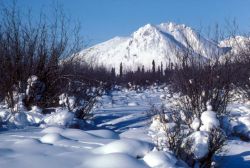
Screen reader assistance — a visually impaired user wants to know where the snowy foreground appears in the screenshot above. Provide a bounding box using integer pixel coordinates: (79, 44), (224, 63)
(1, 87), (250, 168)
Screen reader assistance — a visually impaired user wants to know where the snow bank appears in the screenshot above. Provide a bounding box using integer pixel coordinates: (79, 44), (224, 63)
(82, 153), (149, 168)
(184, 131), (209, 159)
(0, 106), (43, 128)
(200, 105), (220, 132)
(0, 107), (82, 129)
(149, 115), (176, 133)
(128, 102), (138, 107)
(1, 126), (172, 168)
(24, 106), (43, 125)
(215, 139), (250, 168)
(43, 108), (74, 127)
(14, 138), (41, 146)
(233, 115), (250, 140)
(191, 117), (200, 131)
(86, 129), (120, 139)
(40, 133), (67, 144)
(30, 106), (43, 113)
(93, 139), (153, 158)
(0, 109), (11, 122)
(41, 127), (64, 134)
(225, 103), (250, 140)
(143, 150), (177, 167)
(8, 112), (29, 127)
(149, 116), (166, 133)
(61, 128), (101, 140)
(238, 115), (250, 128)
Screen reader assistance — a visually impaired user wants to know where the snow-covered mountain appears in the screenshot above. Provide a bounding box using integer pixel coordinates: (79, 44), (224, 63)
(219, 36), (250, 54)
(73, 22), (229, 72)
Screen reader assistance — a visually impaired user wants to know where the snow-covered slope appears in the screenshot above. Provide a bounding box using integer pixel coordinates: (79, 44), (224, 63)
(73, 22), (227, 72)
(219, 36), (250, 54)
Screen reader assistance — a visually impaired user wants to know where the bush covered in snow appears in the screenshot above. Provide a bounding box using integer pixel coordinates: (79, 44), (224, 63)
(25, 75), (45, 106)
(0, 107), (43, 129)
(149, 103), (226, 167)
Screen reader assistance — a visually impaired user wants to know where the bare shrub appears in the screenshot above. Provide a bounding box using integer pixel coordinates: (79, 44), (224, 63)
(170, 53), (233, 121)
(0, 2), (83, 111)
(200, 128), (226, 168)
(232, 42), (250, 100)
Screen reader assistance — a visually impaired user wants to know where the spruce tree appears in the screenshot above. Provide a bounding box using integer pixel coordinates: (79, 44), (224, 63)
(160, 62), (163, 76)
(137, 67), (141, 73)
(111, 67), (116, 78)
(142, 65), (145, 74)
(119, 62), (123, 77)
(152, 60), (155, 74)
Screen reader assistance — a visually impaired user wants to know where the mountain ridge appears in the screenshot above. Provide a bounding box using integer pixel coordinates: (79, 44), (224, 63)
(72, 22), (247, 72)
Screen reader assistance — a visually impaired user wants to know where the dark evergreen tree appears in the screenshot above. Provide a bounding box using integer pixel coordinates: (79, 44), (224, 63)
(157, 66), (161, 78)
(119, 62), (123, 77)
(142, 65), (145, 74)
(160, 62), (163, 76)
(137, 67), (141, 73)
(111, 67), (116, 78)
(152, 60), (156, 74)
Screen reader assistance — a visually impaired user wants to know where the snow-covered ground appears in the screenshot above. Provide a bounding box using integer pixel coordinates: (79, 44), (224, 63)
(0, 86), (250, 167)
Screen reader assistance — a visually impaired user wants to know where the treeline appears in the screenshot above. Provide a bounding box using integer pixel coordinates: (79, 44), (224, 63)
(105, 60), (173, 86)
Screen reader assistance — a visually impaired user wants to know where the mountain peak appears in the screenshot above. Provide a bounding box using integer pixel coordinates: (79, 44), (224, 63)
(73, 22), (229, 73)
(132, 23), (158, 38)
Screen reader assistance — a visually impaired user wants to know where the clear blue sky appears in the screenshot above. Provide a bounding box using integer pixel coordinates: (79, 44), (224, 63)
(6, 0), (250, 46)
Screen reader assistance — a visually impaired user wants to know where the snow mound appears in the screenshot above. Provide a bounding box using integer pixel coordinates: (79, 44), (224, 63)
(26, 111), (43, 125)
(30, 106), (43, 113)
(0, 108), (43, 128)
(238, 115), (250, 128)
(14, 138), (41, 146)
(149, 115), (176, 133)
(128, 102), (139, 107)
(185, 131), (209, 159)
(40, 133), (67, 144)
(86, 129), (120, 139)
(191, 117), (201, 131)
(233, 115), (250, 140)
(128, 102), (138, 107)
(82, 153), (149, 168)
(41, 127), (64, 134)
(62, 128), (101, 140)
(8, 112), (29, 127)
(43, 108), (74, 127)
(143, 150), (178, 167)
(215, 139), (250, 168)
(0, 109), (11, 122)
(200, 106), (219, 132)
(93, 139), (153, 158)
(149, 115), (165, 132)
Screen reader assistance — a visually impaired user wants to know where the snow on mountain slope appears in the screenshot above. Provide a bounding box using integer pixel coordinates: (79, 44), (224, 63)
(157, 23), (225, 58)
(219, 36), (250, 54)
(73, 22), (227, 72)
